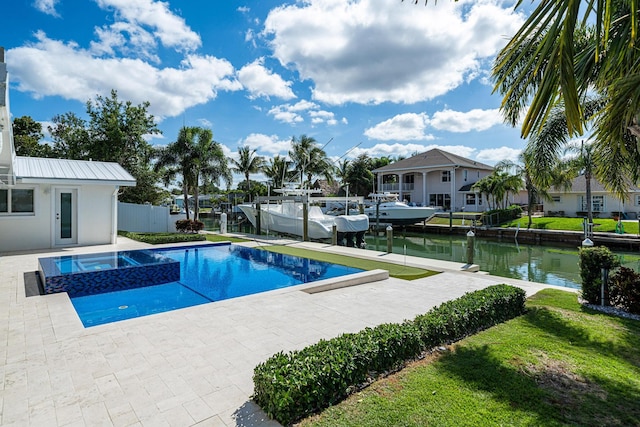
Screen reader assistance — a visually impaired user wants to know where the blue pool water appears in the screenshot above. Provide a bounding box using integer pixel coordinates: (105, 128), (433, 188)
(67, 244), (363, 327)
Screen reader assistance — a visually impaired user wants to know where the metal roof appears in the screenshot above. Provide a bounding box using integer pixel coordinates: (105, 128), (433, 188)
(15, 156), (136, 186)
(372, 148), (494, 173)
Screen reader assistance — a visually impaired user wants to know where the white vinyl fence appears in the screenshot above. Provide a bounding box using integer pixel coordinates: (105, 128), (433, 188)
(118, 202), (186, 233)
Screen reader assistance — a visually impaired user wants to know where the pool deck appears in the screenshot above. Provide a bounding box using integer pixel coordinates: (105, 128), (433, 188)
(0, 236), (575, 426)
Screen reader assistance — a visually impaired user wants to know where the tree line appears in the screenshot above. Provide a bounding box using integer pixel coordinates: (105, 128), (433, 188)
(12, 90), (402, 220)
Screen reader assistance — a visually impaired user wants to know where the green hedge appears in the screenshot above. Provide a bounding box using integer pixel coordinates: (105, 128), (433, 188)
(252, 284), (526, 425)
(117, 231), (206, 244)
(579, 245), (620, 304)
(175, 219), (205, 233)
(608, 267), (640, 314)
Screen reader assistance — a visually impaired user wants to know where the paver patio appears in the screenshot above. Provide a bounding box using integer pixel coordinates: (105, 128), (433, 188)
(0, 237), (571, 426)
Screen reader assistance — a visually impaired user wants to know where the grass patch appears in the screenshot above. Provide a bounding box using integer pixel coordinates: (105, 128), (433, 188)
(427, 213), (482, 226)
(204, 233), (250, 243)
(259, 245), (438, 280)
(300, 289), (640, 427)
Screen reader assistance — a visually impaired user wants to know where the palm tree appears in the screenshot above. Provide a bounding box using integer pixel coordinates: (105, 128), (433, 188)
(471, 176), (495, 210)
(230, 146), (265, 202)
(472, 168), (522, 211)
(289, 135), (333, 188)
(493, 160), (524, 209)
(492, 2), (640, 196)
(344, 154), (374, 196)
(154, 126), (231, 220)
(497, 151), (573, 228)
(263, 155), (293, 189)
(565, 141), (597, 223)
(335, 159), (350, 186)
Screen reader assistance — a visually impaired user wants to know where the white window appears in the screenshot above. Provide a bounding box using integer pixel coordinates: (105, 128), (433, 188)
(636, 195), (640, 206)
(430, 194), (451, 209)
(463, 170), (468, 181)
(441, 171), (451, 182)
(552, 195), (561, 203)
(465, 193), (476, 204)
(0, 188), (35, 214)
(580, 195), (604, 212)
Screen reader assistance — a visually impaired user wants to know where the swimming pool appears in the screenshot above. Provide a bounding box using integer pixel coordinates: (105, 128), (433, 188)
(41, 244), (363, 327)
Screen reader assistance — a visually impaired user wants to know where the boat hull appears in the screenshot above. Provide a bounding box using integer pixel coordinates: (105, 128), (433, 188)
(238, 204), (368, 239)
(364, 206), (441, 226)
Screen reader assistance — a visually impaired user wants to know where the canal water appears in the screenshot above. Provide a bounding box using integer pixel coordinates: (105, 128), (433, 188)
(365, 232), (640, 289)
(201, 218), (640, 290)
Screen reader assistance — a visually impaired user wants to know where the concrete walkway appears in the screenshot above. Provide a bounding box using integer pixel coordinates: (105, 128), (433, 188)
(0, 237), (573, 426)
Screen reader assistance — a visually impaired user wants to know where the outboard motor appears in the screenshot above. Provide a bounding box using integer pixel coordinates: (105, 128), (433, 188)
(334, 214), (369, 248)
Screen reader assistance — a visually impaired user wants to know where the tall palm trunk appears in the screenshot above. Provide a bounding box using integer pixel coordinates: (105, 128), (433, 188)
(585, 170), (592, 224)
(194, 181), (200, 221)
(182, 182), (190, 221)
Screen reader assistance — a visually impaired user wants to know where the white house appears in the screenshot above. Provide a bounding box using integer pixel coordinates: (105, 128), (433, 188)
(372, 148), (494, 211)
(543, 176), (640, 219)
(0, 47), (136, 253)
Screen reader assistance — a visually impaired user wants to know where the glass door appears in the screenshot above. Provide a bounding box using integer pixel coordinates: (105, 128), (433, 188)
(55, 188), (77, 246)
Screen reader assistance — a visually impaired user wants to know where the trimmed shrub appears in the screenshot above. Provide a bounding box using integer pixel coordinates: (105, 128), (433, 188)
(175, 219), (205, 233)
(414, 283), (526, 348)
(252, 284), (526, 426)
(609, 267), (640, 314)
(118, 231), (206, 244)
(579, 246), (620, 304)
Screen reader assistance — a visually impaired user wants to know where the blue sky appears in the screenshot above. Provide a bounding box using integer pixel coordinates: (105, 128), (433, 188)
(3, 0), (531, 187)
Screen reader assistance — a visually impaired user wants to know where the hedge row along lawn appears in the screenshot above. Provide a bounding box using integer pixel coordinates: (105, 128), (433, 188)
(253, 285), (526, 425)
(117, 231), (250, 244)
(117, 231), (206, 244)
(300, 289), (640, 427)
(260, 245), (438, 280)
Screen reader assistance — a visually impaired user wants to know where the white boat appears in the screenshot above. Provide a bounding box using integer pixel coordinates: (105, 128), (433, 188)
(364, 193), (443, 226)
(238, 198), (369, 241)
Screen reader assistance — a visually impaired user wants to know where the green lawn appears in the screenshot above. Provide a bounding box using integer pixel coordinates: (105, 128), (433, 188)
(503, 216), (639, 234)
(260, 245), (438, 281)
(428, 215), (639, 234)
(300, 289), (640, 427)
(204, 234), (250, 243)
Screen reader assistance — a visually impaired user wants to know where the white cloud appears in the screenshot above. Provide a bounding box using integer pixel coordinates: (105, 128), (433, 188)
(364, 113), (434, 141)
(268, 100), (344, 126)
(365, 108), (505, 141)
(429, 108), (503, 132)
(34, 0), (59, 16)
(263, 0), (524, 105)
(288, 100), (318, 112)
(95, 0), (201, 52)
(268, 105), (304, 125)
(7, 33), (241, 120)
(237, 133), (292, 155)
(237, 58), (296, 100)
(309, 110), (339, 125)
(351, 143), (477, 160)
(197, 118), (213, 128)
(91, 22), (160, 62)
(476, 146), (521, 164)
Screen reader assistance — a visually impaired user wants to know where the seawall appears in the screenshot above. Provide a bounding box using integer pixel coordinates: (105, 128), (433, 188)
(402, 224), (640, 251)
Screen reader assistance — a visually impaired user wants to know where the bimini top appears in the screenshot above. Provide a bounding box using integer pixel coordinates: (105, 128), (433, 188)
(14, 156), (136, 186)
